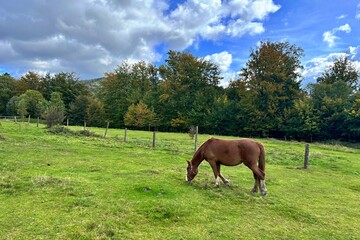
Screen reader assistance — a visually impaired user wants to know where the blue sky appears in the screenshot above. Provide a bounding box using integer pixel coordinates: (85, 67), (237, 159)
(0, 0), (359, 87)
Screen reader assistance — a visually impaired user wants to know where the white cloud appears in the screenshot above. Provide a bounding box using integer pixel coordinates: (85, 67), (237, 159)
(204, 51), (237, 86)
(322, 31), (337, 48)
(337, 24), (351, 33)
(204, 51), (233, 72)
(301, 46), (360, 87)
(323, 24), (351, 47)
(356, 3), (360, 19)
(336, 14), (347, 19)
(0, 0), (280, 79)
(349, 46), (359, 59)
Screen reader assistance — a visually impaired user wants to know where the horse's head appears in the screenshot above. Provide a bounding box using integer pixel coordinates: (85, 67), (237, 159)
(186, 160), (198, 182)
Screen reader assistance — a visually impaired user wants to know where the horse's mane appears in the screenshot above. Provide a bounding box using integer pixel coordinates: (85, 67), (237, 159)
(192, 138), (212, 164)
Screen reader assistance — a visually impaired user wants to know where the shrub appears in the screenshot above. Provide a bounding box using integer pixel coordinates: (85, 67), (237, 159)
(47, 126), (101, 137)
(42, 108), (65, 128)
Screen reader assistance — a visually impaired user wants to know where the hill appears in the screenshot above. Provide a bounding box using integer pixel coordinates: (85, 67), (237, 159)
(82, 77), (104, 94)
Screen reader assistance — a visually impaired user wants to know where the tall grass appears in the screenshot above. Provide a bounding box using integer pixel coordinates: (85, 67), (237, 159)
(0, 120), (359, 239)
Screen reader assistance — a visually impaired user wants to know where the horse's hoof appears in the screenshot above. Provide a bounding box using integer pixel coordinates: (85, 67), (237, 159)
(261, 191), (267, 196)
(251, 188), (258, 193)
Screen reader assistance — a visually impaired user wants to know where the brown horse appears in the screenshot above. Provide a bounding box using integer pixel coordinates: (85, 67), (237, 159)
(186, 138), (267, 196)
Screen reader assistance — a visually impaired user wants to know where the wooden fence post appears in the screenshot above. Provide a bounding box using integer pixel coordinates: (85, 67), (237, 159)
(152, 131), (156, 148)
(84, 121), (86, 130)
(194, 126), (199, 152)
(304, 143), (310, 169)
(37, 117), (39, 127)
(27, 115), (31, 126)
(104, 121), (109, 138)
(66, 118), (69, 127)
(124, 128), (127, 142)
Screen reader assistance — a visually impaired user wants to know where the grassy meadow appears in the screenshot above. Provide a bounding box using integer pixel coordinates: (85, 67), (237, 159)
(0, 120), (359, 239)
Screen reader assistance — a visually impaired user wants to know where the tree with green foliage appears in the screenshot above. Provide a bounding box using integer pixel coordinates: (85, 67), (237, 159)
(346, 91), (360, 140)
(6, 96), (19, 116)
(281, 94), (319, 141)
(317, 55), (359, 90)
(16, 90), (47, 118)
(158, 50), (222, 130)
(0, 73), (16, 115)
(42, 92), (65, 127)
(308, 55), (359, 140)
(86, 97), (106, 127)
(99, 61), (158, 127)
(238, 41), (305, 137)
(68, 95), (92, 126)
(42, 72), (90, 113)
(206, 94), (241, 135)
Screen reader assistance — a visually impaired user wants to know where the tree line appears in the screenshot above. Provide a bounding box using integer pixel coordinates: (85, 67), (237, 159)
(0, 41), (359, 142)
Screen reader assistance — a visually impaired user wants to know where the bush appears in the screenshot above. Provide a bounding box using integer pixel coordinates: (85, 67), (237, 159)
(47, 126), (73, 135)
(42, 108), (65, 128)
(47, 126), (101, 137)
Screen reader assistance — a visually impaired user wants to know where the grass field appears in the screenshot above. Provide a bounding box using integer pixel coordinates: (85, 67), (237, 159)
(0, 120), (359, 239)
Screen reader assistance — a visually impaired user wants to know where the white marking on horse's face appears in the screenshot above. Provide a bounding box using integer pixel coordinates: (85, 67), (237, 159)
(186, 162), (197, 182)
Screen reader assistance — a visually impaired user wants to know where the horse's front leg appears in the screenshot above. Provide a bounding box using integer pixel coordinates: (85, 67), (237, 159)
(209, 161), (230, 187)
(218, 163), (230, 185)
(208, 161), (221, 187)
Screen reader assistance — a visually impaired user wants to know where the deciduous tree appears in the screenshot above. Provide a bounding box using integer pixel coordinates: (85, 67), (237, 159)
(16, 90), (47, 118)
(99, 61), (158, 127)
(0, 73), (16, 115)
(238, 41), (304, 137)
(158, 50), (222, 129)
(124, 101), (157, 129)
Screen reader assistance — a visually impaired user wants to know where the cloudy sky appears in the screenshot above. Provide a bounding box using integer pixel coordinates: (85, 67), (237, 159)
(0, 0), (359, 87)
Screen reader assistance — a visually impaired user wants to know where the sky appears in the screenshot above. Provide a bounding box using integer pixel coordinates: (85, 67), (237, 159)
(0, 0), (359, 87)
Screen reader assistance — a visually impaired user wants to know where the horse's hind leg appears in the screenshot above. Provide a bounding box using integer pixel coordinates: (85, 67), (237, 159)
(251, 172), (260, 193)
(247, 164), (267, 196)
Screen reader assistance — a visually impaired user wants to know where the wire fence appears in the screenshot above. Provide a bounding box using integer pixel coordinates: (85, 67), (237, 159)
(0, 116), (200, 152)
(0, 117), (312, 168)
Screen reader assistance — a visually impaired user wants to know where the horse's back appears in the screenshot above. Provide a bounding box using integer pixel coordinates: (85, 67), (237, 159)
(203, 138), (261, 166)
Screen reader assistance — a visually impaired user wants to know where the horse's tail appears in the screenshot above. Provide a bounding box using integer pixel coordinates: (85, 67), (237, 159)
(257, 142), (266, 179)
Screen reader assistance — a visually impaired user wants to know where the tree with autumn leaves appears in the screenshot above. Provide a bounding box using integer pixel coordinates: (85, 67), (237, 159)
(231, 41), (305, 138)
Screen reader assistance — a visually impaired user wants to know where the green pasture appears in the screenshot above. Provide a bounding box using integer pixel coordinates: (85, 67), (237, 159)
(0, 120), (359, 239)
